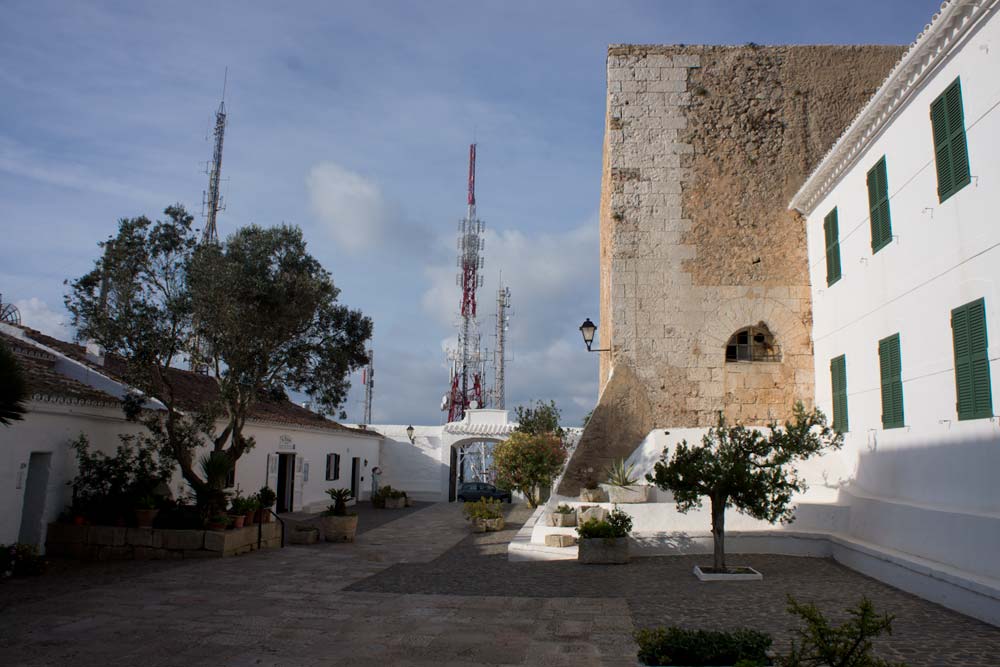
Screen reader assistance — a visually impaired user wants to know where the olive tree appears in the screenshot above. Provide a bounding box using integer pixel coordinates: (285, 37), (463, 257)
(0, 341), (28, 426)
(646, 403), (842, 571)
(513, 399), (563, 437)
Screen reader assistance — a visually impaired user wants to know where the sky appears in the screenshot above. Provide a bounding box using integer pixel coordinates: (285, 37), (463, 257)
(0, 0), (942, 427)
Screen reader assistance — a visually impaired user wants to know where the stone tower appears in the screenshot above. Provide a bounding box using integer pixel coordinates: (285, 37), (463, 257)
(561, 44), (906, 495)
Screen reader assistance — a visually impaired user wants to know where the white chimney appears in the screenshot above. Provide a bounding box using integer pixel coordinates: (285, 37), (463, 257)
(84, 340), (105, 367)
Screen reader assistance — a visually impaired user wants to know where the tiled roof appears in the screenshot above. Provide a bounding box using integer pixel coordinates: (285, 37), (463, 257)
(0, 332), (119, 406)
(12, 326), (377, 437)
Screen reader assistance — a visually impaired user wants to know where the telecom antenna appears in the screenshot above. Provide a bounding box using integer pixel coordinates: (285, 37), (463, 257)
(443, 144), (486, 422)
(493, 283), (511, 409)
(0, 294), (21, 326)
(361, 348), (374, 425)
(201, 69), (228, 245)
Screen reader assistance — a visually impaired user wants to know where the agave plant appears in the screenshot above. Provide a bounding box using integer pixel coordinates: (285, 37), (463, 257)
(606, 458), (640, 488)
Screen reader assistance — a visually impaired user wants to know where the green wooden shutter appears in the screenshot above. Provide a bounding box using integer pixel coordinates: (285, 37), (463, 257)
(932, 78), (971, 203)
(867, 157), (892, 253)
(824, 208), (842, 286)
(879, 334), (904, 428)
(830, 355), (848, 432)
(952, 298), (992, 420)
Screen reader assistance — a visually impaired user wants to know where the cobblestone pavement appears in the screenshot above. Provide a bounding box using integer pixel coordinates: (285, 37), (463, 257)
(1, 503), (997, 666)
(280, 500), (435, 535)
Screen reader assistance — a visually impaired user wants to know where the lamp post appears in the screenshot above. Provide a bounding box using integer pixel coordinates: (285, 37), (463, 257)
(579, 318), (610, 352)
(406, 425), (415, 443)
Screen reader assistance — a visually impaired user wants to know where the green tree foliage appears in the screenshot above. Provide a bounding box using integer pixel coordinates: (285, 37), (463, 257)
(66, 207), (371, 508)
(0, 341), (28, 426)
(188, 224), (372, 461)
(491, 431), (567, 507)
(646, 403), (842, 571)
(513, 399), (563, 436)
(779, 596), (905, 667)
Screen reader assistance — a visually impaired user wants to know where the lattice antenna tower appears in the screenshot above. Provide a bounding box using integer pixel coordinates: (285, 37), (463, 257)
(444, 144), (486, 422)
(0, 293), (21, 326)
(493, 282), (511, 409)
(361, 348), (374, 425)
(201, 69), (228, 245)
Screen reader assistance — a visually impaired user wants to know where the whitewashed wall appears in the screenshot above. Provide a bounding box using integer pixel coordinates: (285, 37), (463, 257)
(372, 425), (449, 501)
(804, 12), (1000, 581)
(0, 402), (144, 545)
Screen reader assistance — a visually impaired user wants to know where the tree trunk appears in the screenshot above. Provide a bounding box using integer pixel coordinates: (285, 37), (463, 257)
(711, 495), (726, 572)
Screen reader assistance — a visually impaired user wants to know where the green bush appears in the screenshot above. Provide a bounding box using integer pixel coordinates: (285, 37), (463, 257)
(462, 497), (503, 521)
(374, 485), (406, 500)
(554, 504), (574, 514)
(634, 627), (772, 666)
(778, 596), (905, 667)
(0, 543), (46, 578)
(577, 508), (633, 540)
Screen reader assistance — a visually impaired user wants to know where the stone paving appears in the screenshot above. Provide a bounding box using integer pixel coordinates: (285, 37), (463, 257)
(0, 502), (998, 666)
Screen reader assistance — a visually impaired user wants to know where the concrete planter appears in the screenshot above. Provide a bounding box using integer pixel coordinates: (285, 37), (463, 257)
(472, 517), (504, 533)
(577, 506), (609, 524)
(693, 565), (763, 581)
(549, 511), (577, 527)
(45, 522), (281, 560)
(605, 484), (651, 504)
(579, 487), (607, 503)
(578, 537), (629, 564)
(289, 527), (319, 545)
(384, 497), (406, 509)
(321, 514), (359, 542)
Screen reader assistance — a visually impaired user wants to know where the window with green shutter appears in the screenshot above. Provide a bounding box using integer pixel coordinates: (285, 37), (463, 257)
(931, 78), (971, 203)
(824, 208), (842, 286)
(878, 334), (904, 429)
(830, 355), (848, 433)
(867, 157), (892, 254)
(952, 298), (992, 420)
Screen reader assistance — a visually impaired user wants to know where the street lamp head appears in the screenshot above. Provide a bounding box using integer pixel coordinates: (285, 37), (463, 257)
(406, 425), (415, 443)
(579, 318), (597, 351)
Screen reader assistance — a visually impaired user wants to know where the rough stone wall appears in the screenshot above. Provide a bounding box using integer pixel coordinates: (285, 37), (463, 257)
(561, 44), (904, 495)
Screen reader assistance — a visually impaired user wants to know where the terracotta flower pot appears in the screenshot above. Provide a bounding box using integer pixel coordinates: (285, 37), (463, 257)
(134, 508), (159, 528)
(206, 520), (227, 531)
(244, 510), (255, 525)
(262, 509), (273, 523)
(230, 514), (245, 529)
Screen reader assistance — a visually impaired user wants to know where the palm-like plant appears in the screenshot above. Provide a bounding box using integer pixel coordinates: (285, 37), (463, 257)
(0, 342), (28, 426)
(324, 488), (352, 516)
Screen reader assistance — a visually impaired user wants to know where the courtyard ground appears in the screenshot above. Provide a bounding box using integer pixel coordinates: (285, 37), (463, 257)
(0, 502), (998, 666)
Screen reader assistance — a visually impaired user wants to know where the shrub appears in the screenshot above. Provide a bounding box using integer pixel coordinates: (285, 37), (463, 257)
(554, 504), (574, 514)
(258, 486), (276, 509)
(462, 497), (503, 521)
(492, 431), (567, 507)
(778, 596), (905, 667)
(374, 485), (406, 500)
(606, 458), (639, 488)
(634, 627), (772, 666)
(0, 543), (46, 577)
(577, 508), (633, 540)
(324, 488), (353, 516)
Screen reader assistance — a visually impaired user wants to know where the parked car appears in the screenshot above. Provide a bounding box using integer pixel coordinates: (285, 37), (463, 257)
(457, 482), (512, 503)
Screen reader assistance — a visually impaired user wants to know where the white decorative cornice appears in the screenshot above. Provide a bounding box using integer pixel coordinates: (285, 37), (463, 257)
(790, 0), (999, 215)
(30, 393), (120, 409)
(442, 422), (518, 437)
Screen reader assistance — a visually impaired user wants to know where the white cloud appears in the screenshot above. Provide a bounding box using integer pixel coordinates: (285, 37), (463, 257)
(13, 298), (72, 340)
(306, 162), (392, 252)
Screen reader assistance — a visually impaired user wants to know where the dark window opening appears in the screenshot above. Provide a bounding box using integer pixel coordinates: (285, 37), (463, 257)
(725, 324), (780, 362)
(326, 453), (341, 481)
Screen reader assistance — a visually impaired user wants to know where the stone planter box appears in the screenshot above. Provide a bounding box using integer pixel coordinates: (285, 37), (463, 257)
(577, 506), (609, 524)
(604, 484), (652, 504)
(289, 527), (319, 545)
(549, 511), (577, 527)
(383, 497), (406, 509)
(693, 565), (763, 581)
(321, 514), (359, 542)
(578, 537), (629, 564)
(471, 517), (504, 533)
(579, 487), (607, 503)
(45, 522), (281, 560)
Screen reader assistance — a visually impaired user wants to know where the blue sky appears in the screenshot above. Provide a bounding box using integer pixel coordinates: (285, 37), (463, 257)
(0, 1), (941, 426)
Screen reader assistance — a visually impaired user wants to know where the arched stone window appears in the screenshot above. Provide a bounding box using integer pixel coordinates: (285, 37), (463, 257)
(725, 323), (780, 362)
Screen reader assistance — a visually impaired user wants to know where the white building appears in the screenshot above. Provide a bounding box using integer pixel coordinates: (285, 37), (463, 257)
(1, 323), (382, 545)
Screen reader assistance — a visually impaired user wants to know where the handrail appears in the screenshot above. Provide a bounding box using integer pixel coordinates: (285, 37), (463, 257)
(258, 508), (285, 549)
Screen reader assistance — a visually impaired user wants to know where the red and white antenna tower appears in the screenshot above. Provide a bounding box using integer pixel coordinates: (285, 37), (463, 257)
(444, 144), (486, 422)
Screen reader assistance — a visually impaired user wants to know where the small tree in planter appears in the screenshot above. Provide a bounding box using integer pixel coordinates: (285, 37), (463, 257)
(321, 488), (358, 542)
(646, 402), (842, 577)
(576, 507), (633, 564)
(492, 431), (567, 508)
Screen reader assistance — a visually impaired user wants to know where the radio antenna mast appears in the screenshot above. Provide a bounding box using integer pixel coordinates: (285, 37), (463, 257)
(201, 68), (228, 245)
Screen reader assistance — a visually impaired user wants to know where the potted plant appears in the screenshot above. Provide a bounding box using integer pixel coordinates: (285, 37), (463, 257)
(603, 458), (651, 503)
(206, 514), (230, 531)
(228, 495), (248, 529)
(134, 495), (159, 528)
(244, 494), (259, 525)
(579, 479), (606, 503)
(258, 486), (276, 523)
(377, 485), (407, 509)
(321, 488), (359, 542)
(576, 507), (632, 564)
(549, 504), (577, 527)
(462, 497), (504, 532)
